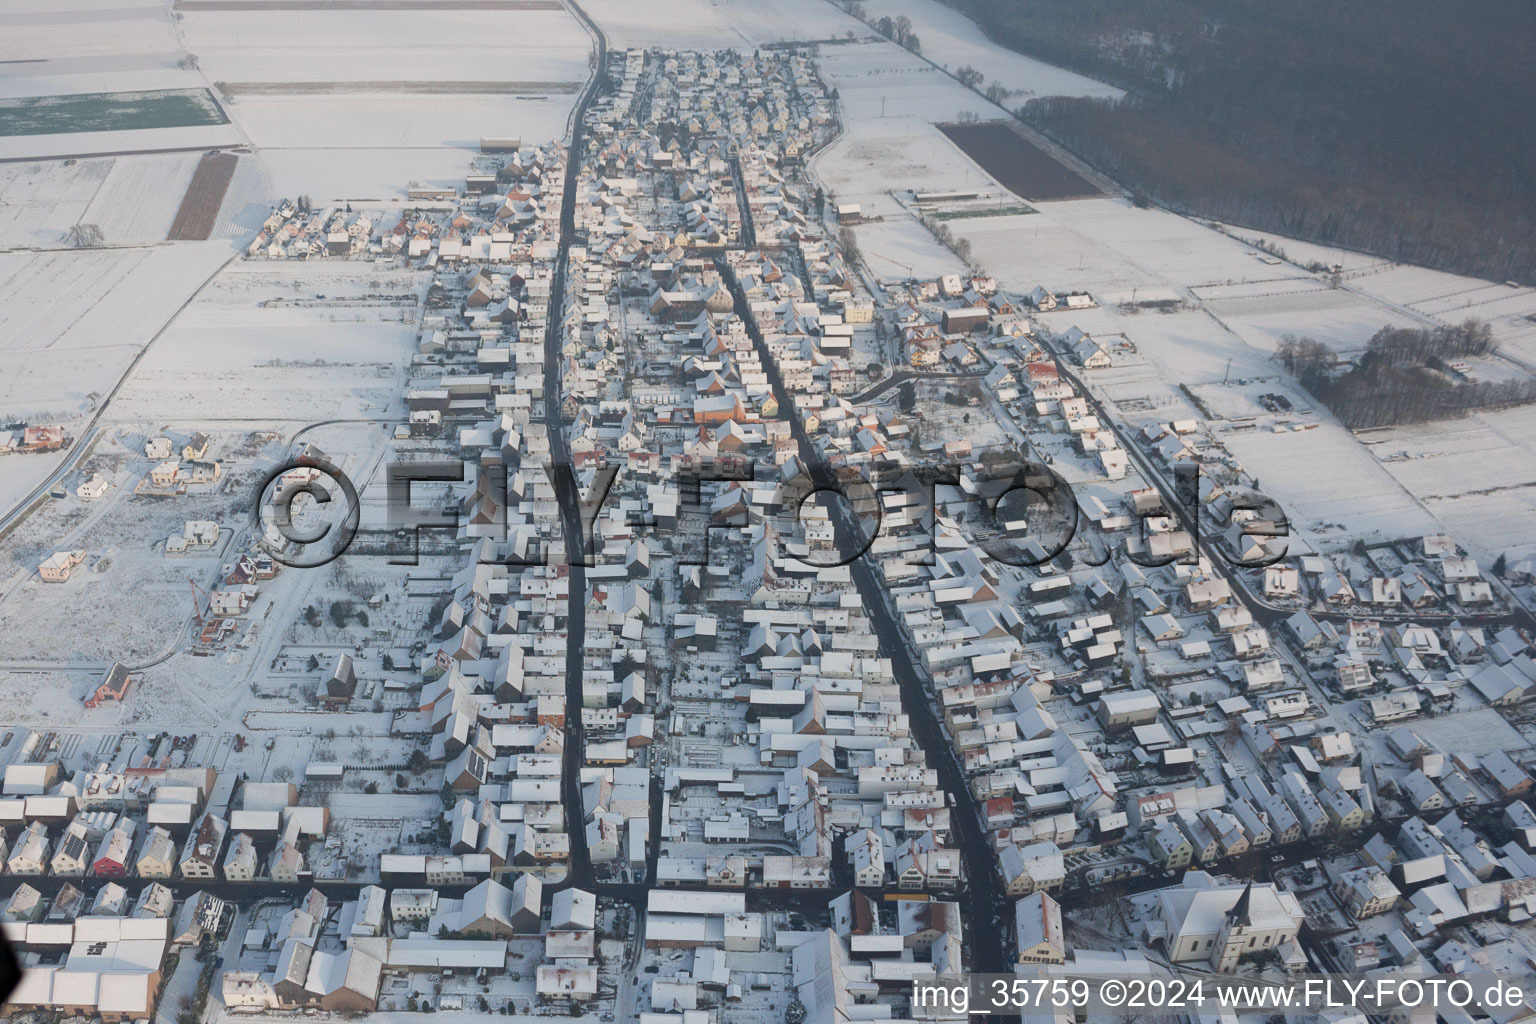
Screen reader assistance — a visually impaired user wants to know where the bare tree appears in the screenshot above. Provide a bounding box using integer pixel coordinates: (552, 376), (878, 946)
(66, 223), (104, 248)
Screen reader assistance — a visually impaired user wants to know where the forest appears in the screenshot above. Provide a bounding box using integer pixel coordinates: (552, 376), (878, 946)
(937, 0), (1536, 284)
(1276, 321), (1536, 429)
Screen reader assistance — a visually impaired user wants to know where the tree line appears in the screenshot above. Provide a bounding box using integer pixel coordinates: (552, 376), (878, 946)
(863, 9), (923, 57)
(1276, 321), (1535, 429)
(937, 0), (1536, 285)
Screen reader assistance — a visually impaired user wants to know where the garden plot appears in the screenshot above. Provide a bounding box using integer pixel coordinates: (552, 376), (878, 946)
(912, 381), (1009, 450)
(329, 792), (439, 819)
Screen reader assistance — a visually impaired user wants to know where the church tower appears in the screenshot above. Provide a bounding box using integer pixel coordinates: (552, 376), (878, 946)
(1212, 881), (1254, 971)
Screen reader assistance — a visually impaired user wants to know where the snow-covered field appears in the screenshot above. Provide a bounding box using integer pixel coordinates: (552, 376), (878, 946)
(810, 38), (1001, 233)
(0, 243), (231, 420)
(581, 0), (860, 48)
(0, 67), (205, 102)
(182, 9), (590, 85)
(0, 152), (203, 248)
(109, 262), (426, 422)
(843, 214), (969, 281)
(220, 95), (572, 201)
(0, 0), (181, 63)
(1212, 294), (1423, 357)
(856, 0), (1122, 103)
(1217, 223), (1536, 367)
(0, 242), (230, 406)
(0, 242), (230, 522)
(1218, 422), (1440, 546)
(1363, 405), (1536, 562)
(180, 5), (590, 198)
(0, 61), (239, 159)
(0, 122), (243, 161)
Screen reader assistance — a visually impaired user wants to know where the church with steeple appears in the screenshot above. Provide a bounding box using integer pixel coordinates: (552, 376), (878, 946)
(1140, 871), (1305, 972)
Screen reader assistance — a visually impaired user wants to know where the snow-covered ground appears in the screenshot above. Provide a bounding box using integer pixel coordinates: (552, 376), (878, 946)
(0, 66), (205, 101)
(1404, 708), (1528, 758)
(180, 4), (591, 198)
(841, 214), (970, 281)
(0, 123), (244, 161)
(581, 0), (861, 48)
(1217, 420), (1441, 546)
(1362, 405), (1536, 562)
(856, 0), (1122, 102)
(109, 261), (427, 422)
(0, 241), (232, 523)
(0, 153), (203, 248)
(1218, 222), (1536, 366)
(927, 195), (1536, 559)
(0, 0), (181, 63)
(805, 36), (1012, 280)
(0, 242), (231, 415)
(222, 96), (573, 201)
